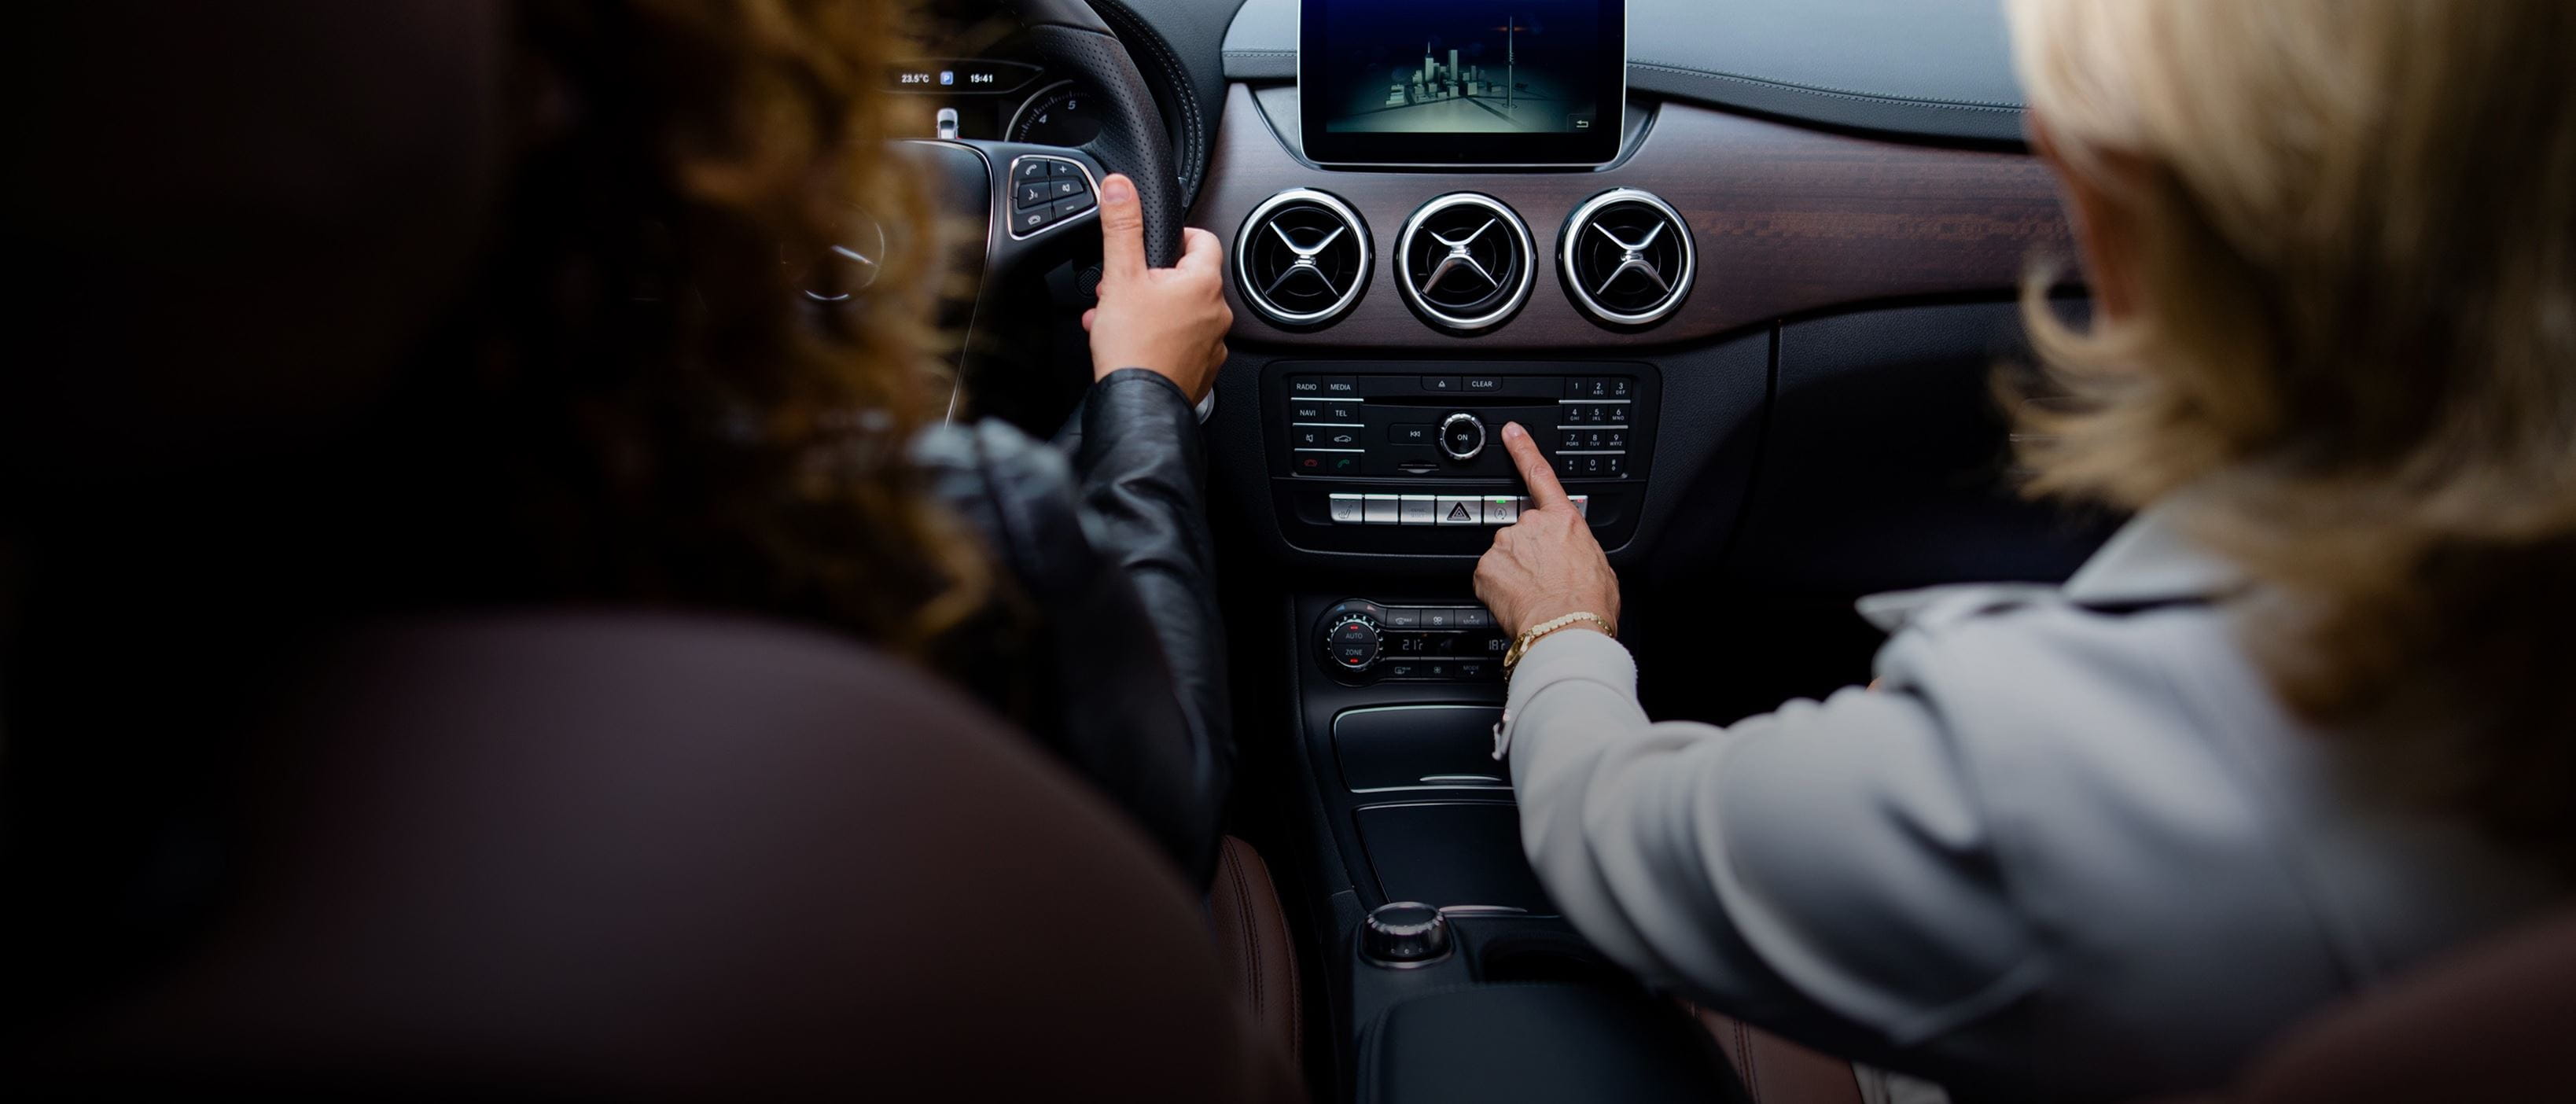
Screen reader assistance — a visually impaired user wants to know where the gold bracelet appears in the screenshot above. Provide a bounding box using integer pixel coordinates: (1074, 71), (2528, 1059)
(1501, 612), (1617, 672)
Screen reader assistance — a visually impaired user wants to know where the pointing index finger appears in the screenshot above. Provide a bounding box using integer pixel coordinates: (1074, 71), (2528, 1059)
(1500, 422), (1570, 511)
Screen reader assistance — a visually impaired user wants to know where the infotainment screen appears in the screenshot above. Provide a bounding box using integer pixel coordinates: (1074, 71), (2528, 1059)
(1298, 0), (1627, 167)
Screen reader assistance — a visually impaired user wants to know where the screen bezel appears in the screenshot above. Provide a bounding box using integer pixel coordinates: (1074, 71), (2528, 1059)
(1297, 0), (1628, 167)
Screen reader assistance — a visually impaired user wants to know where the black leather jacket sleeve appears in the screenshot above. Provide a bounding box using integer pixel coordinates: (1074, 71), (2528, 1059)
(910, 369), (1228, 885)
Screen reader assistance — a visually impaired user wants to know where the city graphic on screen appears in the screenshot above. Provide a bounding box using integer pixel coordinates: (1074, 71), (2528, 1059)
(1317, 0), (1602, 135)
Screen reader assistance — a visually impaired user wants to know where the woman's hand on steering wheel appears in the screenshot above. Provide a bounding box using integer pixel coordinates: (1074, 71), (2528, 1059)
(1081, 173), (1230, 403)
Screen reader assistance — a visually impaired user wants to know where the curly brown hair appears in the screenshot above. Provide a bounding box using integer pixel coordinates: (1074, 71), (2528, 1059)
(449, 0), (990, 653)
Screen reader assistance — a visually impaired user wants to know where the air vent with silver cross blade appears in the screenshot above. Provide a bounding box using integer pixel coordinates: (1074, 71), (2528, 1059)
(1559, 188), (1695, 327)
(1397, 193), (1536, 333)
(1235, 188), (1372, 329)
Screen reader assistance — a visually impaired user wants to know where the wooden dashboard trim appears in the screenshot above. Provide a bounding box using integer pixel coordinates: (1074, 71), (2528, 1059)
(1187, 83), (2070, 350)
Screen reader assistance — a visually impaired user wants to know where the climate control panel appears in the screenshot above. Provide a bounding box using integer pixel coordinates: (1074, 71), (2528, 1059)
(1315, 598), (1510, 685)
(1264, 361), (1661, 557)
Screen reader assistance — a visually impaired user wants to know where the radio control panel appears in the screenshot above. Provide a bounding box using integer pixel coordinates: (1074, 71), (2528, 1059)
(1264, 361), (1660, 556)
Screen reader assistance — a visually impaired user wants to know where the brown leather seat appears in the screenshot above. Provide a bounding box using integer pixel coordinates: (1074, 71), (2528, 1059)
(1684, 1004), (1862, 1104)
(1212, 836), (1305, 1065)
(5, 614), (1301, 1100)
(2190, 907), (2576, 1104)
(1689, 904), (2576, 1104)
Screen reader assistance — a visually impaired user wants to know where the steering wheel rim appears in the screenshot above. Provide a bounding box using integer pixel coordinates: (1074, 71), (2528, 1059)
(1012, 0), (1184, 268)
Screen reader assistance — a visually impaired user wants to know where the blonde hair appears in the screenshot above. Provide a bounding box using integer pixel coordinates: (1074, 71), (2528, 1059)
(2006, 0), (2576, 860)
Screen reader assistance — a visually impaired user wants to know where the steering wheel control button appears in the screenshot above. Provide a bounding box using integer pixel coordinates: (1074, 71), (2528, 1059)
(1438, 412), (1488, 461)
(1436, 496), (1482, 526)
(1363, 495), (1400, 525)
(1399, 495), (1437, 524)
(1362, 903), (1453, 967)
(1003, 156), (1095, 241)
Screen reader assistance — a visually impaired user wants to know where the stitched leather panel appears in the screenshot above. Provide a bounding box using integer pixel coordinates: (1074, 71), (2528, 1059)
(1210, 836), (1304, 1063)
(1691, 1005), (1866, 1104)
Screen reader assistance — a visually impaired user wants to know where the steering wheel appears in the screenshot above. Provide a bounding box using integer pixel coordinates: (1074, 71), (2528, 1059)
(905, 0), (1202, 419)
(1006, 0), (1187, 268)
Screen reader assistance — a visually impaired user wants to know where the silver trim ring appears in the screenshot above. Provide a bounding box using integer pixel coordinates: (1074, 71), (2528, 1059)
(1438, 411), (1487, 462)
(1397, 193), (1536, 333)
(1559, 187), (1695, 327)
(1234, 188), (1372, 327)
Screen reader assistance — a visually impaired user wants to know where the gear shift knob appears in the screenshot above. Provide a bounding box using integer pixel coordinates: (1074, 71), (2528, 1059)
(1361, 902), (1452, 967)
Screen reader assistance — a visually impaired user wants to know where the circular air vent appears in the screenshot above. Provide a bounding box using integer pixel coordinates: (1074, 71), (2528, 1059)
(1560, 189), (1695, 327)
(1397, 193), (1536, 333)
(1235, 189), (1371, 329)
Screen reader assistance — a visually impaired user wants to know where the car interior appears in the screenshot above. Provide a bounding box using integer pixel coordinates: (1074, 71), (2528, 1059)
(4, 0), (2570, 1101)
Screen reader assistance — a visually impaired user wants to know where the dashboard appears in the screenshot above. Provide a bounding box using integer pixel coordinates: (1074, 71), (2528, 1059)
(903, 2), (2109, 1101)
(885, 55), (1110, 145)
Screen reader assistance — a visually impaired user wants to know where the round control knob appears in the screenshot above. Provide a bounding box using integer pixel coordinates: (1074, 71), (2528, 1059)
(1438, 412), (1487, 461)
(1322, 609), (1384, 673)
(1361, 902), (1452, 967)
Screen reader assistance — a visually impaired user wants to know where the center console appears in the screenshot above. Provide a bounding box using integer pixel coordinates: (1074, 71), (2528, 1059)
(1264, 360), (1661, 555)
(1290, 591), (1730, 1100)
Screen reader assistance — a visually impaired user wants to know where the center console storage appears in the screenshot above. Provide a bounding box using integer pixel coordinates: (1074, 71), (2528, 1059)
(1356, 803), (1555, 914)
(1357, 984), (1737, 1104)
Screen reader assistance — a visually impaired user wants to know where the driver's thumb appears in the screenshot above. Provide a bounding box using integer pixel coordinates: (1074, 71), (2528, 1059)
(1098, 173), (1146, 281)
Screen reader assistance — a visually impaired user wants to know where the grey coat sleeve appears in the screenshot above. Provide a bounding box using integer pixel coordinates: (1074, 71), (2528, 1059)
(1501, 628), (2043, 1061)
